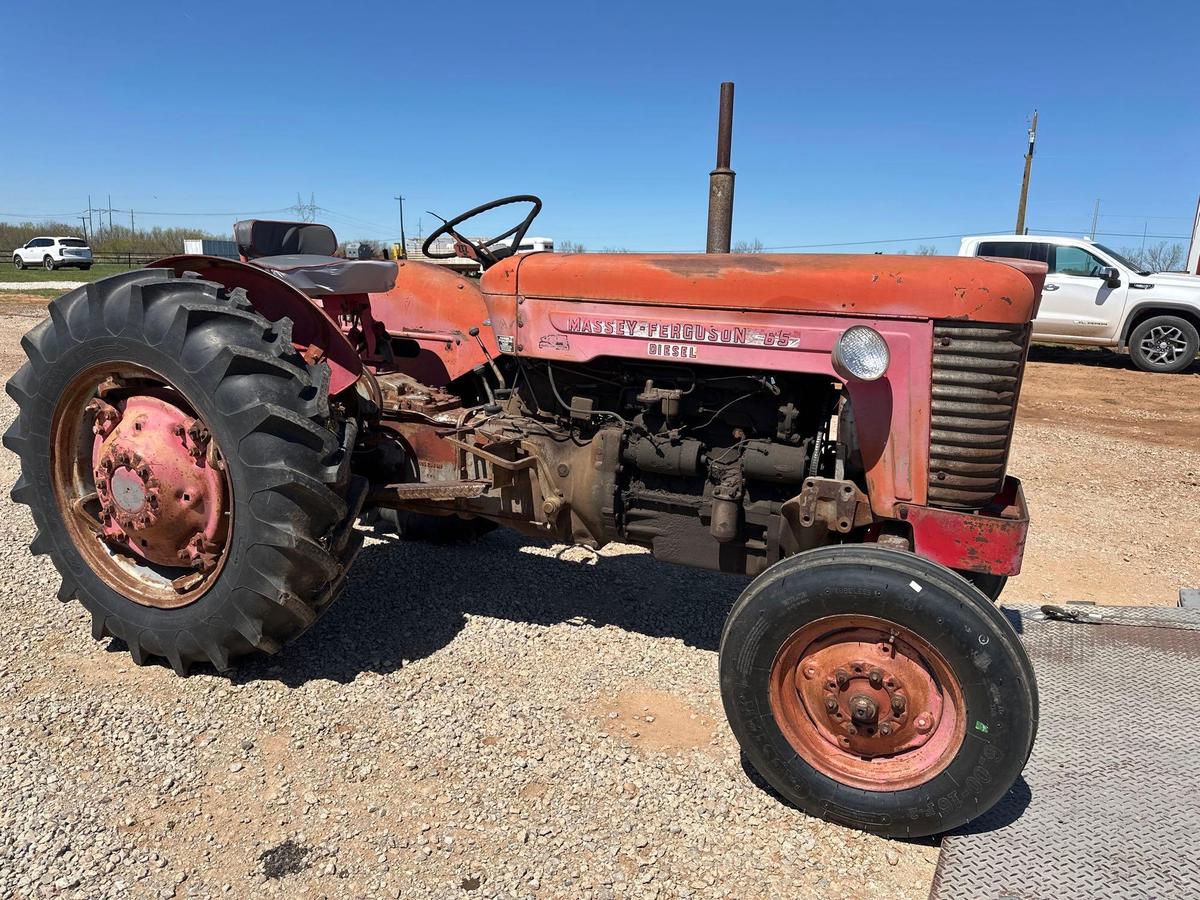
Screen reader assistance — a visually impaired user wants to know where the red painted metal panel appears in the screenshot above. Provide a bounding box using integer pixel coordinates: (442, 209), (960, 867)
(366, 260), (497, 383)
(900, 477), (1029, 576)
(480, 253), (1040, 325)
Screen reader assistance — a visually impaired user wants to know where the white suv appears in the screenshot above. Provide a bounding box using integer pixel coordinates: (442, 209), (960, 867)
(12, 236), (93, 271)
(959, 234), (1200, 373)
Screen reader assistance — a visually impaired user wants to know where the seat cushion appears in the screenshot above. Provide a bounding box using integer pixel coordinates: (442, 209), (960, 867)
(234, 220), (338, 258)
(252, 254), (397, 297)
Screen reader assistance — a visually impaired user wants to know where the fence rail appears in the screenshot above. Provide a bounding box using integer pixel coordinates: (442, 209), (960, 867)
(4, 251), (163, 267)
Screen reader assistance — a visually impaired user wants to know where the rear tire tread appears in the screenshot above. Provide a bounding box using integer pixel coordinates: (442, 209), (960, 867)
(7, 269), (359, 674)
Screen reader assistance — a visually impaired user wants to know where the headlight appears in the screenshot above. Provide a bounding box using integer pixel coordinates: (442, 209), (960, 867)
(831, 326), (890, 381)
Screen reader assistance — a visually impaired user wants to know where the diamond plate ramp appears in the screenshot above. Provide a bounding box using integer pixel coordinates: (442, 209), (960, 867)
(930, 604), (1200, 900)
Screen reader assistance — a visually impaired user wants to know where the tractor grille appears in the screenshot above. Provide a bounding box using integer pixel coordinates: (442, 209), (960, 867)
(928, 322), (1030, 508)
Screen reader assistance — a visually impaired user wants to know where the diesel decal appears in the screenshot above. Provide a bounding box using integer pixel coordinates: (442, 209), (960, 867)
(648, 342), (698, 359)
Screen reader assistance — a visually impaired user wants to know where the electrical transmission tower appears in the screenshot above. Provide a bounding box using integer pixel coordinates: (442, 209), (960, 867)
(292, 193), (318, 222)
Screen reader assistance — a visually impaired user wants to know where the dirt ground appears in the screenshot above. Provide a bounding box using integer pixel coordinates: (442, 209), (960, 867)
(1009, 344), (1199, 606)
(0, 291), (1195, 899)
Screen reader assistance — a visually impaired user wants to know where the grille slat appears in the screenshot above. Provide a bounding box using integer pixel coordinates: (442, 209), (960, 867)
(928, 322), (1030, 508)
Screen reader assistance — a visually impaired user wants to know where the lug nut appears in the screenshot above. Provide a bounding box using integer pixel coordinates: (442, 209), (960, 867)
(868, 668), (884, 689)
(878, 722), (892, 736)
(914, 714), (934, 734)
(824, 697), (839, 713)
(834, 668), (850, 689)
(891, 694), (906, 714)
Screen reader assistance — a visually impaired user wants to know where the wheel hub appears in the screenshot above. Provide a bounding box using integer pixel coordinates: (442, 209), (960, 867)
(796, 633), (944, 758)
(89, 395), (227, 572)
(769, 615), (966, 791)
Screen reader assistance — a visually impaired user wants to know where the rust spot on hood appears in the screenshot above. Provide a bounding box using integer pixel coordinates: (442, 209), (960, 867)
(650, 256), (783, 277)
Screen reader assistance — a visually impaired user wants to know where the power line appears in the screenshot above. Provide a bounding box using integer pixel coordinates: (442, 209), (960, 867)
(1, 206), (293, 219)
(1031, 228), (1190, 240)
(762, 231), (1002, 251)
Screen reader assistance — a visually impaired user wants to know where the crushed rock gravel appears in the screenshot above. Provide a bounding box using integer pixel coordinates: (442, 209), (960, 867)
(0, 384), (937, 898)
(1, 314), (1194, 898)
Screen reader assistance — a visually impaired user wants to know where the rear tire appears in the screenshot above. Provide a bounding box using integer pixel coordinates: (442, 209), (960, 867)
(719, 546), (1037, 838)
(1129, 315), (1199, 373)
(43, 255), (56, 271)
(81, 264), (92, 271)
(5, 270), (363, 673)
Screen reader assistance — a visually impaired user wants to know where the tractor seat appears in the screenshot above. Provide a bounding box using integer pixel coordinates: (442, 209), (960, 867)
(251, 254), (397, 297)
(234, 219), (397, 297)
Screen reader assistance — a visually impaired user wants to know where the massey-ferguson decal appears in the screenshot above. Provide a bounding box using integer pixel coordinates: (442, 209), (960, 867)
(549, 313), (801, 350)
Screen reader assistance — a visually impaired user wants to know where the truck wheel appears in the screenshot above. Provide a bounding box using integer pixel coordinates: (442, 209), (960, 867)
(1129, 315), (1199, 373)
(719, 546), (1037, 838)
(5, 270), (361, 674)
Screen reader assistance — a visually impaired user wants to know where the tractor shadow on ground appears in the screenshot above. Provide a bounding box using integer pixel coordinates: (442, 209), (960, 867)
(231, 528), (750, 688)
(1026, 343), (1200, 373)
(737, 753), (1032, 846)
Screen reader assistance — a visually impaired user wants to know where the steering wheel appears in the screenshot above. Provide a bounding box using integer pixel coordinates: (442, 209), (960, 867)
(421, 195), (542, 268)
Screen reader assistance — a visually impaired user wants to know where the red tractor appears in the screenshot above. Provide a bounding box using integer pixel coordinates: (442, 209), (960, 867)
(5, 194), (1043, 838)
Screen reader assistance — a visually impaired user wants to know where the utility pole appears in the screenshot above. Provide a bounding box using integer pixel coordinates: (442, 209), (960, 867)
(1014, 110), (1038, 235)
(78, 215), (89, 242)
(1088, 199), (1100, 240)
(394, 194), (407, 258)
(107, 194), (113, 232)
(87, 195), (94, 241)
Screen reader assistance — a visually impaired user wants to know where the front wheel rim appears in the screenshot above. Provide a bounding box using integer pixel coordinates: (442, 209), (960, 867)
(50, 363), (233, 609)
(1139, 325), (1189, 366)
(768, 614), (967, 791)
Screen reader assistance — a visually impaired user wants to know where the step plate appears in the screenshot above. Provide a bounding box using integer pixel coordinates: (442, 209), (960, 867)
(931, 603), (1200, 900)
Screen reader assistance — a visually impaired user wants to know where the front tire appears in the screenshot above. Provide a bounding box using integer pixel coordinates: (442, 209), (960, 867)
(719, 546), (1037, 838)
(5, 270), (362, 673)
(959, 569), (1007, 601)
(1129, 315), (1199, 373)
(13, 255), (25, 270)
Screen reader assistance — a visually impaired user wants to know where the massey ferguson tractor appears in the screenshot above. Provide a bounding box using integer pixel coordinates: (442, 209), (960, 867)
(4, 93), (1043, 838)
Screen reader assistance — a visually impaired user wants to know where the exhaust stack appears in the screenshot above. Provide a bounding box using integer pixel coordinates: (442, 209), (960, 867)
(706, 82), (736, 254)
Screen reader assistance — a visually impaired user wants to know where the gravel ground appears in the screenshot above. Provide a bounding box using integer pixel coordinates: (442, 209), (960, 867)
(0, 389), (936, 898)
(0, 294), (1194, 899)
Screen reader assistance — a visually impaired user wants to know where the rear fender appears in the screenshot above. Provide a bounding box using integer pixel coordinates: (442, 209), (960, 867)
(149, 255), (362, 395)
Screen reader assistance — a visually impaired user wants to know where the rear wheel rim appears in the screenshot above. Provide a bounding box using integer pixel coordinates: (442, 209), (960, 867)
(768, 614), (966, 791)
(1139, 325), (1189, 366)
(50, 363), (233, 609)
(44, 256), (54, 270)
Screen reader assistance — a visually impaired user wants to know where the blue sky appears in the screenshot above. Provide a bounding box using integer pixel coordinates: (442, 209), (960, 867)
(2, 1), (1196, 254)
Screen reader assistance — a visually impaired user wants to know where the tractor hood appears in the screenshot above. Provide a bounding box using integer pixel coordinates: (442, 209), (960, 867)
(481, 252), (1042, 325)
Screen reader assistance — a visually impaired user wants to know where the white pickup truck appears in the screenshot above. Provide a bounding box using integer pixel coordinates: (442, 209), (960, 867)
(959, 234), (1200, 373)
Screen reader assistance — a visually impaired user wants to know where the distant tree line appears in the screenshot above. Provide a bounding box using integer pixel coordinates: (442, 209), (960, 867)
(1117, 241), (1186, 273)
(0, 221), (229, 255)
